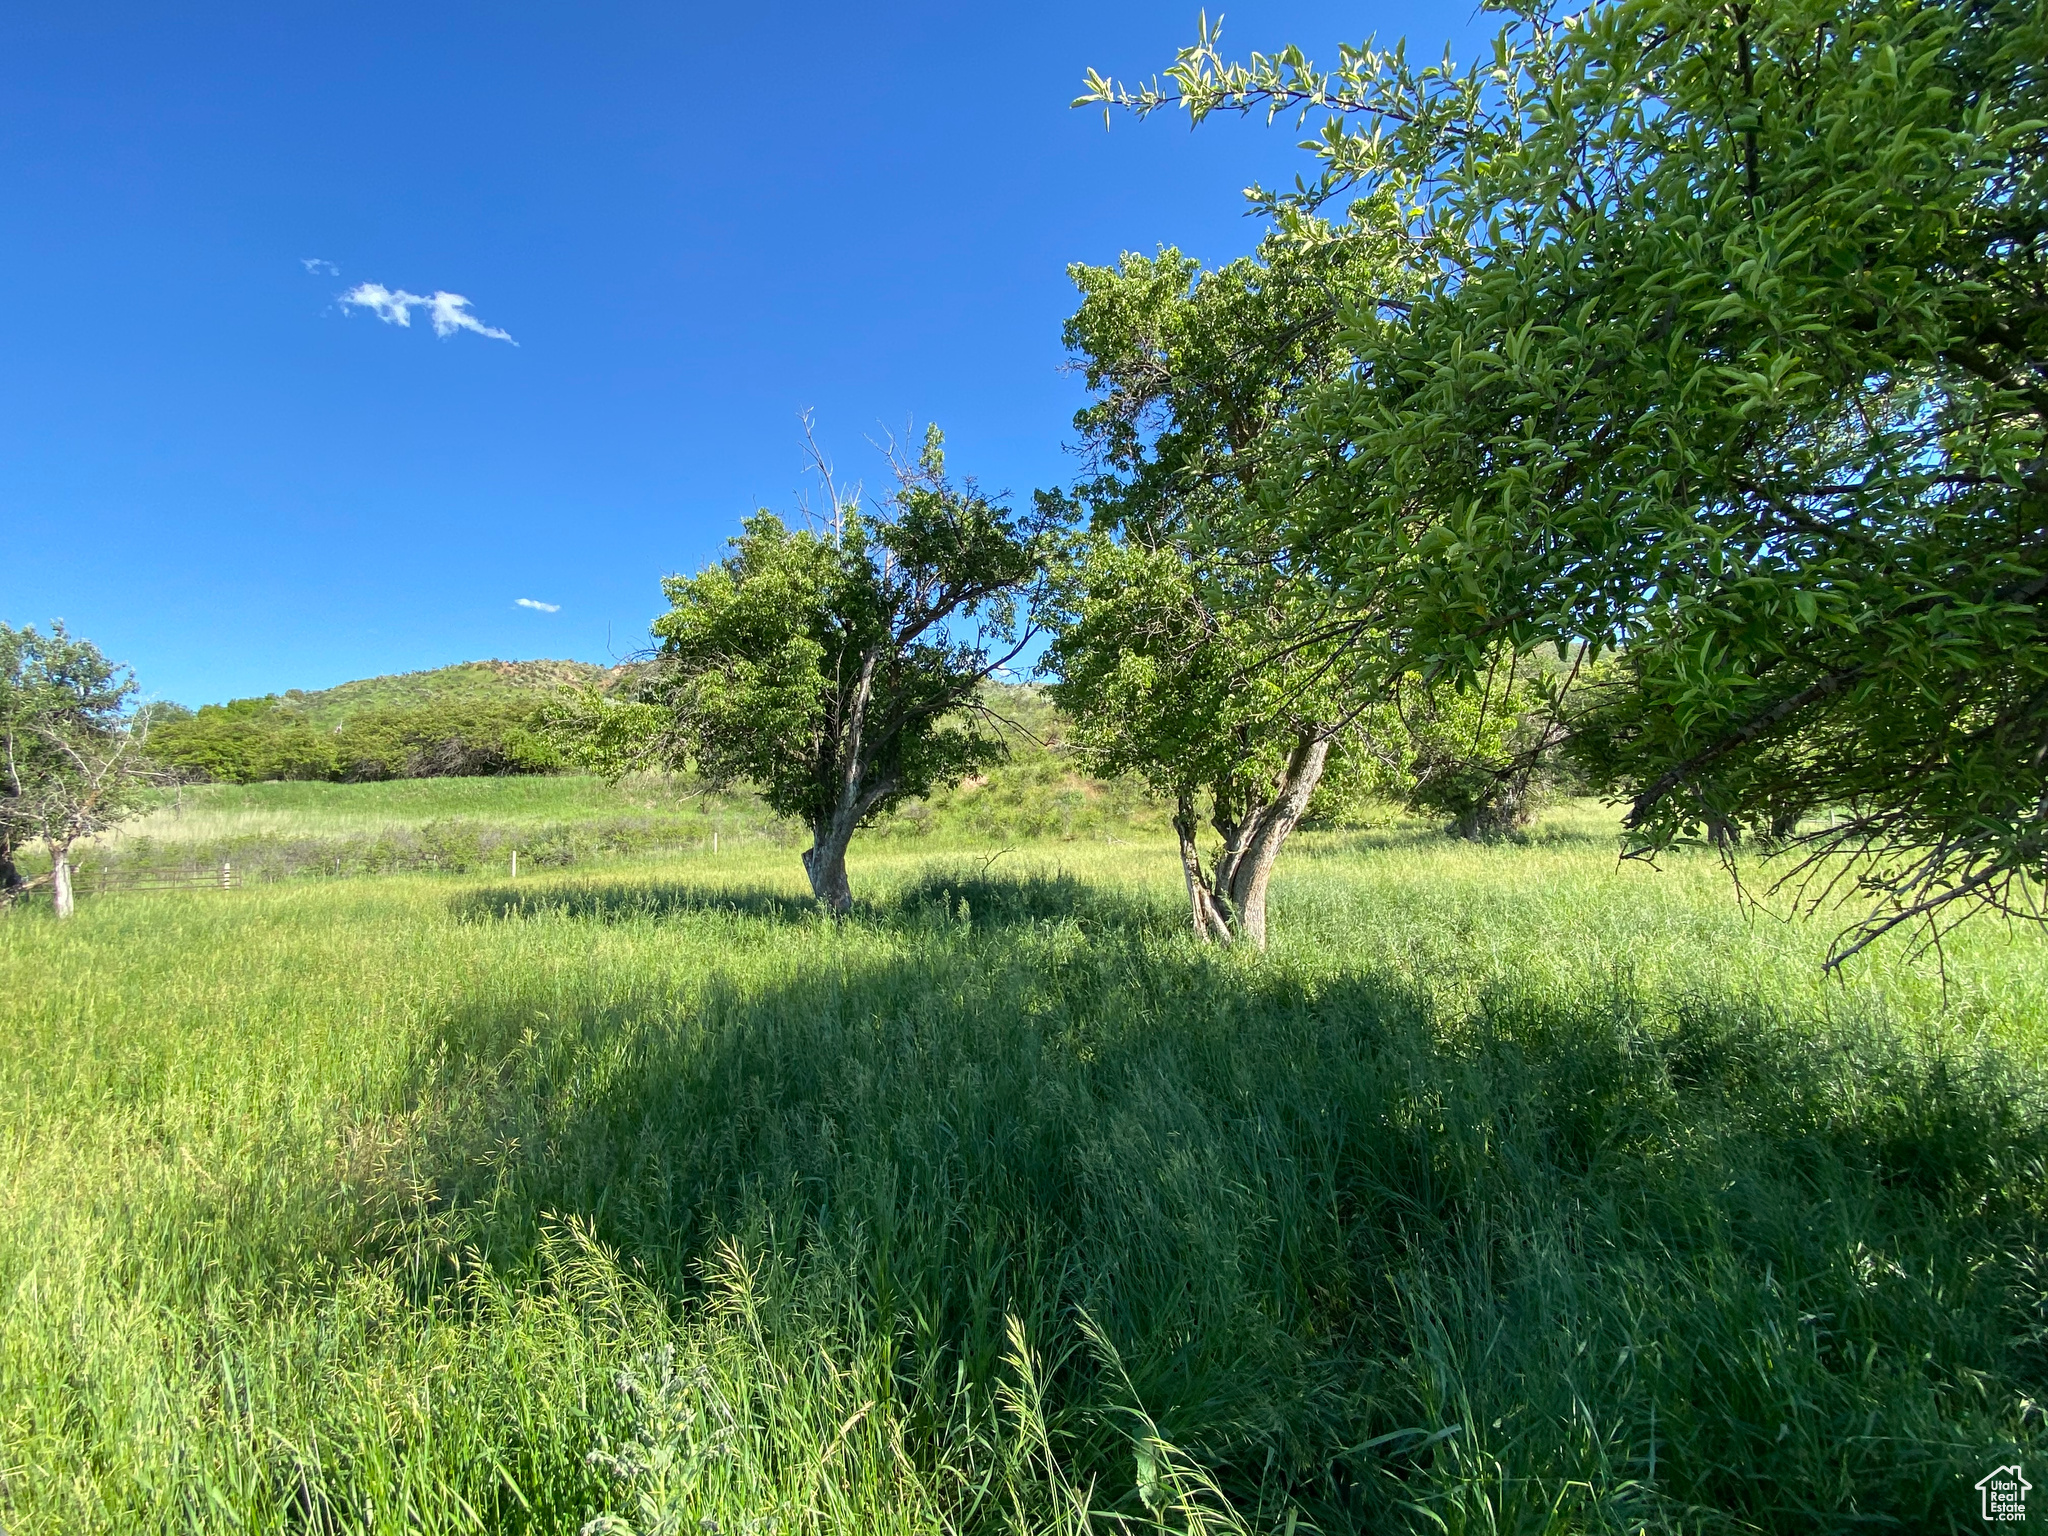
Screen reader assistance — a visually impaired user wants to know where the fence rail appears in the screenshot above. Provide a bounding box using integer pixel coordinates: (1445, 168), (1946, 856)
(54, 839), (755, 899)
(81, 863), (244, 893)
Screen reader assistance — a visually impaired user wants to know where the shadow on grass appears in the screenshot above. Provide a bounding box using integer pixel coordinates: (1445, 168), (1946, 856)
(453, 864), (1176, 938)
(365, 872), (2048, 1532)
(456, 880), (827, 927)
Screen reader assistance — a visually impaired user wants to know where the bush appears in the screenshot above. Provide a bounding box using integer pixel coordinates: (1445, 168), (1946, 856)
(151, 697), (563, 784)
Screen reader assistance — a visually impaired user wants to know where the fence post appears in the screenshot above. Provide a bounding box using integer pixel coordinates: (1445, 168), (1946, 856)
(220, 860), (231, 890)
(52, 852), (74, 919)
(510, 849), (518, 878)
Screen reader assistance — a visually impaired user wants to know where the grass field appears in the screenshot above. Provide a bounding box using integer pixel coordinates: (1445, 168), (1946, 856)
(3, 794), (2045, 1532)
(71, 748), (1169, 887)
(105, 774), (758, 864)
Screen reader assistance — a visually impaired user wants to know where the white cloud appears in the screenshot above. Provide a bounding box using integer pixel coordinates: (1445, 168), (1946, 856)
(341, 281), (425, 325)
(515, 598), (560, 613)
(301, 257), (340, 275)
(339, 282), (515, 344)
(426, 291), (515, 343)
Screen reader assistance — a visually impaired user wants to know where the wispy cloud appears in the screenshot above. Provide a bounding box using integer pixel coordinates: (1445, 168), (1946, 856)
(515, 598), (560, 613)
(425, 291), (514, 342)
(339, 282), (516, 344)
(341, 282), (421, 324)
(301, 257), (340, 275)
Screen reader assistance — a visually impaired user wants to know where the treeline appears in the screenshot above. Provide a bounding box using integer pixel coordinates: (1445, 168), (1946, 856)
(146, 695), (562, 783)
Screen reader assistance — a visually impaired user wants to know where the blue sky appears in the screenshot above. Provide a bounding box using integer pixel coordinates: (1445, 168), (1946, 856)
(1, 1), (1486, 707)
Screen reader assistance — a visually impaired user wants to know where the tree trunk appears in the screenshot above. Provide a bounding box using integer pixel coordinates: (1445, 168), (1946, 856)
(1178, 733), (1332, 951)
(803, 817), (858, 914)
(0, 846), (20, 892)
(1215, 735), (1330, 949)
(1174, 794), (1233, 942)
(51, 849), (74, 920)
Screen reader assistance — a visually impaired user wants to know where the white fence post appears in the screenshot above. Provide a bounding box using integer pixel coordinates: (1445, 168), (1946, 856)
(510, 849), (518, 878)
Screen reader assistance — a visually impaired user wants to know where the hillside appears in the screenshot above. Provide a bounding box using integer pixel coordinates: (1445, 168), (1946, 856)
(253, 657), (627, 726)
(149, 658), (1086, 791)
(147, 658), (635, 784)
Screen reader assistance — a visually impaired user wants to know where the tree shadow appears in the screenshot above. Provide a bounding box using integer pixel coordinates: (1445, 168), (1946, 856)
(454, 863), (1177, 938)
(348, 894), (2048, 1532)
(455, 879), (827, 927)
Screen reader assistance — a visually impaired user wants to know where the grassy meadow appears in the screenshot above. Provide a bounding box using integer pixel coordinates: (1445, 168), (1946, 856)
(3, 791), (2046, 1532)
(71, 752), (1169, 887)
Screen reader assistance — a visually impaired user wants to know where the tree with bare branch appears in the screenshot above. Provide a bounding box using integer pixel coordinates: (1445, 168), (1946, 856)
(637, 424), (1051, 912)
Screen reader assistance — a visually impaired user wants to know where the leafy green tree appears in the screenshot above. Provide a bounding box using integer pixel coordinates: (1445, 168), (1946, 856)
(1046, 535), (1363, 945)
(0, 623), (153, 915)
(149, 698), (340, 783)
(1398, 665), (1559, 839)
(1043, 238), (1412, 944)
(644, 427), (1048, 911)
(542, 687), (670, 781)
(1085, 0), (2048, 960)
(1043, 237), (1566, 936)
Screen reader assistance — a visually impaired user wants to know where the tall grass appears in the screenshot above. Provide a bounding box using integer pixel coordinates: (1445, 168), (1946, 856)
(83, 763), (1169, 884)
(1, 833), (2043, 1532)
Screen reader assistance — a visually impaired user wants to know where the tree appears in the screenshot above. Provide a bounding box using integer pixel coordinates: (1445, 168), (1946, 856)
(1043, 238), (1415, 945)
(1398, 662), (1560, 840)
(1083, 0), (2048, 961)
(1043, 234), (1543, 939)
(0, 623), (154, 916)
(1046, 535), (1361, 945)
(643, 426), (1048, 911)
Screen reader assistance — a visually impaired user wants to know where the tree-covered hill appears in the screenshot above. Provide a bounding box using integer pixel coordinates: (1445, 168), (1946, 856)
(269, 658), (624, 727)
(145, 661), (1103, 797)
(148, 659), (630, 784)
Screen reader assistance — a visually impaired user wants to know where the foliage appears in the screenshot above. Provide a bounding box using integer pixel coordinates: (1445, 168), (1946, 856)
(541, 687), (670, 779)
(644, 425), (1048, 909)
(1044, 534), (1362, 940)
(1398, 663), (1562, 839)
(0, 621), (153, 898)
(1082, 0), (2048, 961)
(152, 693), (565, 783)
(2, 837), (2043, 1530)
(145, 661), (616, 784)
(1047, 241), (1411, 943)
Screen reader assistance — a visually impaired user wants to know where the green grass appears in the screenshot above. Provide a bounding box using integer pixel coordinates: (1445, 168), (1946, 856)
(83, 760), (1172, 884)
(2, 822), (2045, 1533)
(118, 774), (743, 847)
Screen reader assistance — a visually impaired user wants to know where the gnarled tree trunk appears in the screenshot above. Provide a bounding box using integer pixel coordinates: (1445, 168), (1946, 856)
(803, 813), (858, 914)
(1176, 732), (1331, 950)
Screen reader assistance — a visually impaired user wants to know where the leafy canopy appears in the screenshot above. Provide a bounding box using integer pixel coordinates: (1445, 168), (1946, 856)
(646, 427), (1048, 886)
(1086, 0), (2048, 958)
(1049, 237), (1387, 803)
